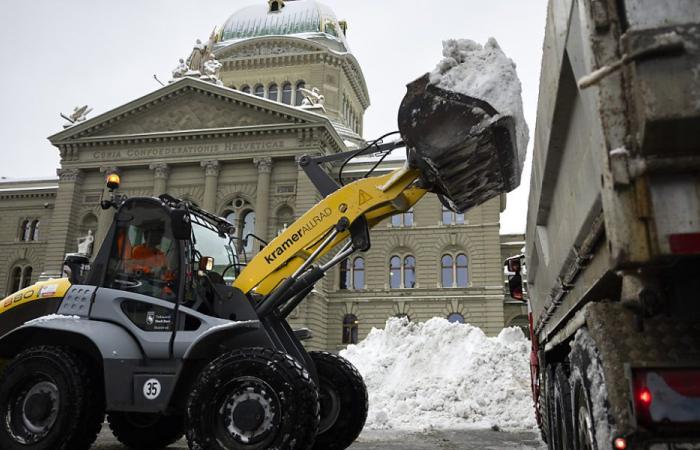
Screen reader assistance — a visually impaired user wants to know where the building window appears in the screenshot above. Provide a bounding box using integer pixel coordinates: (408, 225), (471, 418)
(391, 208), (414, 227)
(281, 82), (292, 104)
(30, 220), (40, 241)
(394, 313), (411, 322)
(268, 83), (278, 102)
(339, 257), (365, 290)
(441, 253), (469, 287)
(389, 255), (416, 289)
(254, 84), (265, 97)
(20, 220), (30, 241)
(442, 206), (465, 225)
(8, 264), (33, 293)
(241, 85), (251, 94)
(230, 85), (236, 90)
(447, 312), (465, 323)
(342, 314), (359, 344)
(224, 200), (256, 256)
(295, 81), (306, 106)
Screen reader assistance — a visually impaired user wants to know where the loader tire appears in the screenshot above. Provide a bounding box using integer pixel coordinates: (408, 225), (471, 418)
(551, 365), (573, 450)
(570, 329), (613, 450)
(107, 412), (184, 449)
(186, 347), (319, 450)
(0, 345), (104, 450)
(310, 351), (368, 450)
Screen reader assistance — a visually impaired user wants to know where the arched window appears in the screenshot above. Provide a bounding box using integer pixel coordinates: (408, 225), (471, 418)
(353, 257), (365, 289)
(8, 264), (33, 293)
(339, 257), (365, 290)
(456, 253), (469, 287)
(342, 314), (359, 344)
(223, 199), (256, 256)
(254, 84), (265, 97)
(241, 85), (251, 94)
(20, 220), (30, 241)
(389, 256), (401, 289)
(404, 256), (416, 288)
(230, 85), (237, 90)
(295, 81), (306, 106)
(441, 253), (469, 287)
(281, 82), (292, 104)
(22, 267), (33, 289)
(389, 255), (416, 288)
(9, 267), (21, 293)
(441, 254), (454, 287)
(442, 205), (465, 225)
(242, 210), (256, 254)
(268, 83), (278, 102)
(391, 208), (414, 227)
(447, 312), (465, 323)
(30, 220), (40, 241)
(394, 313), (411, 322)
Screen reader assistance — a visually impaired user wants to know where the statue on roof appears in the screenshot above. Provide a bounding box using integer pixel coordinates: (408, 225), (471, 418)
(171, 58), (189, 80)
(60, 105), (93, 128)
(186, 29), (218, 74)
(299, 86), (325, 107)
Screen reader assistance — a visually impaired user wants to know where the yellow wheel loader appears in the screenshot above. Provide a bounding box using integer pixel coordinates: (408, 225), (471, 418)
(0, 75), (521, 450)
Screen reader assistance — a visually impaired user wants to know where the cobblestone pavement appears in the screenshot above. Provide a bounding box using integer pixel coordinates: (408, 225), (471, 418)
(93, 427), (546, 449)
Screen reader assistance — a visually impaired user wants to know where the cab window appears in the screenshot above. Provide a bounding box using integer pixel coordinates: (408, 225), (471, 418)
(105, 203), (180, 301)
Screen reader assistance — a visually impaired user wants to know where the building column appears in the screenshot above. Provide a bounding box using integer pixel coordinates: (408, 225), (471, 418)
(149, 163), (170, 196)
(95, 166), (120, 251)
(201, 160), (220, 212)
(253, 157), (272, 243)
(41, 168), (84, 279)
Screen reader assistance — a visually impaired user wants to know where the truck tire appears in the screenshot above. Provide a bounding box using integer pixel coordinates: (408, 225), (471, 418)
(569, 329), (613, 450)
(186, 347), (319, 450)
(309, 351), (367, 450)
(543, 365), (554, 449)
(0, 345), (104, 450)
(551, 365), (573, 450)
(107, 412), (184, 449)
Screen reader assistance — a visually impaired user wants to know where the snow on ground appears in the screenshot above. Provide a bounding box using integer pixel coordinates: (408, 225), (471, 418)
(341, 317), (536, 432)
(429, 38), (529, 169)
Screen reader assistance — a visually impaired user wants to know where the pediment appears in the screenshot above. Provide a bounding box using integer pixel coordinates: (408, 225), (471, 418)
(50, 78), (321, 143)
(94, 91), (292, 137)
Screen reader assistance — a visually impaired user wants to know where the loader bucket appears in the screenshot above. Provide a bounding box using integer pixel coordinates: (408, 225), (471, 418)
(398, 74), (521, 213)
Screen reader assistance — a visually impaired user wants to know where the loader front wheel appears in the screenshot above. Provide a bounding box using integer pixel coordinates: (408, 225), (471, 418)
(107, 412), (184, 449)
(186, 347), (319, 450)
(0, 346), (104, 450)
(310, 351), (368, 450)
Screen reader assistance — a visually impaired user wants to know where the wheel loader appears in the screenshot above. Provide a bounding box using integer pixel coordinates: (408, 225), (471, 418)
(0, 74), (522, 450)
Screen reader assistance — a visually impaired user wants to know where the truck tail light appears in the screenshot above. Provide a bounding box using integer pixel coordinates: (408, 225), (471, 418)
(613, 437), (628, 449)
(669, 233), (700, 254)
(630, 368), (700, 429)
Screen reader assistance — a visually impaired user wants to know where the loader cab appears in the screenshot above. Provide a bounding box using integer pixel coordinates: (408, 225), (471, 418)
(100, 198), (184, 302)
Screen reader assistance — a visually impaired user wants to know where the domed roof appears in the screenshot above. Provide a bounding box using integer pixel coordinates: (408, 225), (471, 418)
(216, 0), (349, 52)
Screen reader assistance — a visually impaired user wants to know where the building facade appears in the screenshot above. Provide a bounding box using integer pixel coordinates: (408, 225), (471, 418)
(0, 0), (521, 351)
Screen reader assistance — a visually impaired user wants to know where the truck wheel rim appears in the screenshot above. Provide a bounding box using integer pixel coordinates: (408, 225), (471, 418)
(8, 379), (60, 444)
(318, 377), (341, 434)
(218, 377), (279, 445)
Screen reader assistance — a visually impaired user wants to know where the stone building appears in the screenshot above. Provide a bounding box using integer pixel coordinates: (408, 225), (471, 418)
(0, 0), (520, 351)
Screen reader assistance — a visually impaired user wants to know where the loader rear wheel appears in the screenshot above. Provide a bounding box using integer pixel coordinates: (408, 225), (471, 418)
(107, 412), (184, 449)
(310, 351), (368, 450)
(0, 346), (104, 450)
(186, 347), (319, 450)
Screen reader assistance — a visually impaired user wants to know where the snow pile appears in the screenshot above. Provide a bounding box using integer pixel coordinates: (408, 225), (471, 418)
(429, 38), (529, 164)
(341, 317), (536, 431)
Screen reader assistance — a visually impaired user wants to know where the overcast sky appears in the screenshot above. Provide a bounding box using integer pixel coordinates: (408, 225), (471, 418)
(0, 0), (547, 234)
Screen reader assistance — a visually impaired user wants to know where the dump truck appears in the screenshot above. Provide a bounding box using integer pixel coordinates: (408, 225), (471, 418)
(0, 74), (523, 450)
(521, 0), (700, 449)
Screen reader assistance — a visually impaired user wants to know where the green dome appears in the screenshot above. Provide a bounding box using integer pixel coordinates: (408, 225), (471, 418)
(217, 0), (349, 51)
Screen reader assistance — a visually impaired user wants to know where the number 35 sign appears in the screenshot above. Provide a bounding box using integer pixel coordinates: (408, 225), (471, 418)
(143, 378), (162, 400)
